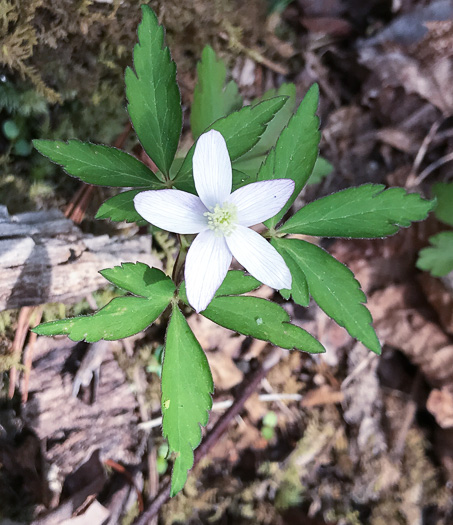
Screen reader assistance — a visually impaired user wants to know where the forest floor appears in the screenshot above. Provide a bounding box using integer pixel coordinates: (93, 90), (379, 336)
(1, 0), (453, 524)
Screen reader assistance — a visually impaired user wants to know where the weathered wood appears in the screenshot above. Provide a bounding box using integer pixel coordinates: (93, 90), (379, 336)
(21, 336), (142, 477)
(0, 206), (162, 310)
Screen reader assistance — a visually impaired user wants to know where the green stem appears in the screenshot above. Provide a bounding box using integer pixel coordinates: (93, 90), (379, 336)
(262, 228), (286, 239)
(172, 234), (189, 285)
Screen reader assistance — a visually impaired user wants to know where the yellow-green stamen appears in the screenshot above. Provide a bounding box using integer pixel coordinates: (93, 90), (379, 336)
(204, 202), (238, 236)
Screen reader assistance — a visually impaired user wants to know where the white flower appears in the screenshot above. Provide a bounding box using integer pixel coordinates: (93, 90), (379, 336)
(134, 129), (294, 312)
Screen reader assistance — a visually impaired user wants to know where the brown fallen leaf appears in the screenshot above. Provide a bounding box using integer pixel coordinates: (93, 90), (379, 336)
(414, 20), (453, 65)
(419, 272), (453, 336)
(300, 16), (352, 37)
(359, 47), (453, 115)
(427, 388), (453, 429)
(301, 385), (344, 407)
(206, 351), (244, 391)
(244, 392), (268, 424)
(369, 284), (453, 390)
(187, 313), (246, 358)
(376, 127), (421, 154)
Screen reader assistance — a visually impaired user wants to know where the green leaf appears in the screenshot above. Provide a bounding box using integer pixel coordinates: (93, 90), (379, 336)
(231, 170), (253, 191)
(231, 84), (297, 180)
(215, 271), (261, 296)
(276, 247), (310, 307)
(258, 84), (321, 228)
(280, 184), (435, 238)
(179, 270), (261, 303)
(100, 263), (175, 298)
(173, 166), (252, 194)
(96, 189), (149, 224)
(234, 83), (296, 176)
(190, 45), (242, 140)
(33, 140), (160, 187)
(33, 265), (175, 342)
(173, 96), (288, 189)
(231, 155), (265, 180)
(202, 296), (325, 354)
(33, 297), (164, 342)
(432, 182), (453, 226)
(306, 156), (333, 185)
(125, 5), (182, 175)
(162, 305), (213, 496)
(273, 238), (381, 354)
(416, 232), (453, 277)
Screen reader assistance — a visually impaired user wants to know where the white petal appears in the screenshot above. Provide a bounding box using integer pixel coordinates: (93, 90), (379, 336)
(228, 179), (295, 227)
(134, 189), (208, 234)
(226, 225), (291, 290)
(185, 230), (232, 312)
(193, 130), (232, 210)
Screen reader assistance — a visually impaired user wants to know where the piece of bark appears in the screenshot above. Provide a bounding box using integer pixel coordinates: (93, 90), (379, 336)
(0, 208), (161, 311)
(21, 336), (142, 480)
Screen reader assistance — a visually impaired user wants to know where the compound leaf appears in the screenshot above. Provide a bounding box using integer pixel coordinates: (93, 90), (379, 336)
(191, 45), (242, 139)
(258, 84), (320, 228)
(173, 168), (251, 195)
(273, 238), (381, 354)
(202, 295), (325, 354)
(162, 305), (213, 496)
(33, 297), (165, 342)
(234, 83), (296, 177)
(276, 247), (309, 307)
(173, 96), (288, 189)
(280, 184), (434, 237)
(100, 263), (175, 299)
(33, 265), (174, 342)
(416, 232), (453, 277)
(33, 140), (159, 187)
(179, 270), (260, 303)
(214, 271), (261, 296)
(96, 189), (154, 224)
(125, 5), (182, 175)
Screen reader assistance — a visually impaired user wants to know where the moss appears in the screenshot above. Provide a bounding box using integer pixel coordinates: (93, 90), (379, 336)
(0, 0), (270, 213)
(0, 0), (61, 103)
(368, 429), (446, 525)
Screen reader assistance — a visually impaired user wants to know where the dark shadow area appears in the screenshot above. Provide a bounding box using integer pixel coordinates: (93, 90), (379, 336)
(4, 236), (52, 311)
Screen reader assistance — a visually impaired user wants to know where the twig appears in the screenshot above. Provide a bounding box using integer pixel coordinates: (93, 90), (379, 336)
(412, 118), (443, 175)
(133, 347), (283, 525)
(104, 459), (144, 513)
(64, 184), (86, 219)
(21, 306), (43, 403)
(412, 151), (453, 186)
(8, 306), (33, 398)
(219, 23), (288, 76)
(260, 377), (296, 421)
(412, 119), (443, 173)
(341, 352), (377, 390)
(133, 364), (159, 525)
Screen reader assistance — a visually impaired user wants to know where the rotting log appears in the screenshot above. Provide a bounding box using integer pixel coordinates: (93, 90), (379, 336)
(0, 206), (161, 311)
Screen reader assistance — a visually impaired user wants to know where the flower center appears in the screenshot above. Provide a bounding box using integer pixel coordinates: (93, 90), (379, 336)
(204, 202), (238, 236)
